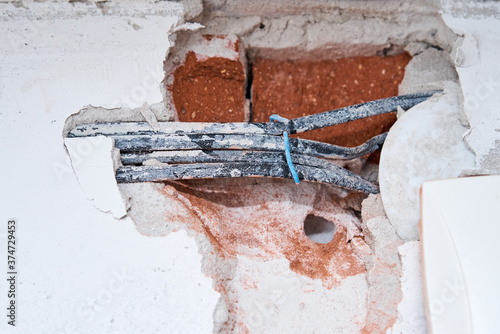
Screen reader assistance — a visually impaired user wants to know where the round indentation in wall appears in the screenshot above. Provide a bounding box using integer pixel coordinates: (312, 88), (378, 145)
(303, 214), (336, 244)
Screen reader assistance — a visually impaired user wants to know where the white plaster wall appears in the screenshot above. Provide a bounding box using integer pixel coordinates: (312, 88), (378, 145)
(0, 1), (219, 333)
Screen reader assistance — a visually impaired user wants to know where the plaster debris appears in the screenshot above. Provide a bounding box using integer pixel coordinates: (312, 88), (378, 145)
(396, 106), (405, 119)
(118, 182), (184, 237)
(179, 0), (203, 21)
(65, 136), (129, 219)
(379, 82), (475, 241)
(139, 102), (160, 132)
(202, 0), (456, 62)
(123, 178), (372, 332)
(172, 22), (205, 33)
(388, 241), (427, 334)
(360, 194), (403, 333)
(399, 47), (459, 96)
(63, 102), (175, 137)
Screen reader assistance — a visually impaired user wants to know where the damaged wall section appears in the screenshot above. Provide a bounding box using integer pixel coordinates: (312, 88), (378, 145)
(61, 0), (472, 333)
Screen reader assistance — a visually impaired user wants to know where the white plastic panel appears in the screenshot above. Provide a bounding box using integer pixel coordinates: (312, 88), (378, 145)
(420, 175), (500, 334)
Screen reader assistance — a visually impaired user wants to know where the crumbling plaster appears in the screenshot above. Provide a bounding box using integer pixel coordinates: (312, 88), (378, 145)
(441, 0), (500, 173)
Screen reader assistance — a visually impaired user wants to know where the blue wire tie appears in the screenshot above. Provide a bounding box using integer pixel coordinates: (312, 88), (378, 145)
(269, 114), (300, 184)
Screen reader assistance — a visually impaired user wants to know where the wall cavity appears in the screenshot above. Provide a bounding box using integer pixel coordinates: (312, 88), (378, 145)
(62, 0), (467, 333)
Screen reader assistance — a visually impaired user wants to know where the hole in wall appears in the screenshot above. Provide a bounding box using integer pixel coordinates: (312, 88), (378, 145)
(303, 214), (336, 244)
(61, 3), (461, 332)
(156, 16), (458, 329)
